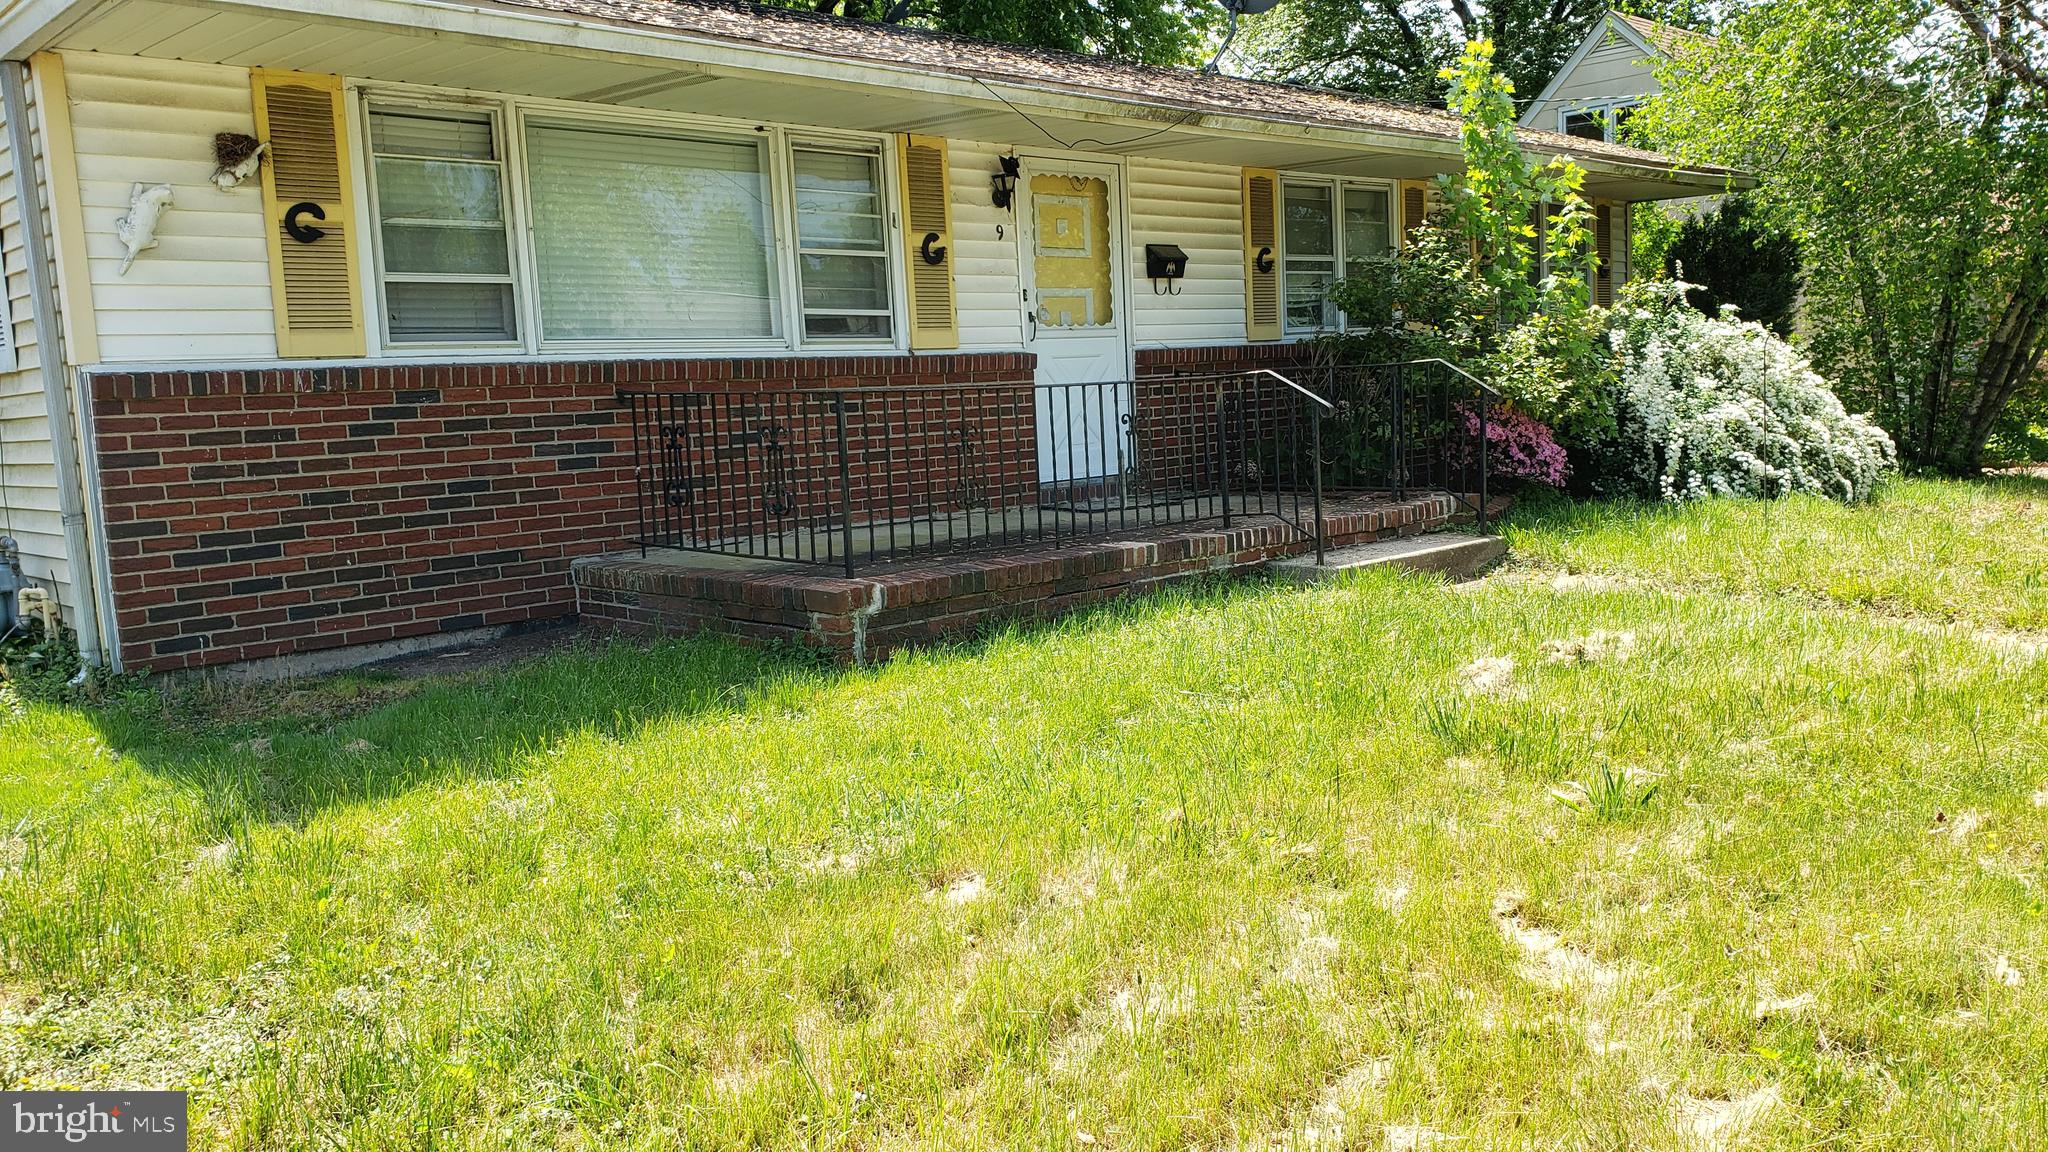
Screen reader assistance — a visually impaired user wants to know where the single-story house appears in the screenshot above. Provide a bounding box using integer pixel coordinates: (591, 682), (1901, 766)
(0, 0), (1735, 673)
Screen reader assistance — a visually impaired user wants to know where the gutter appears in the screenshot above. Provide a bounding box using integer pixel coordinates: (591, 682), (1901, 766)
(202, 0), (1745, 195)
(2, 58), (104, 668)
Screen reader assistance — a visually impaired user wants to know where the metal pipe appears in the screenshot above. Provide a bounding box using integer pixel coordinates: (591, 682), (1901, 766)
(3, 60), (102, 668)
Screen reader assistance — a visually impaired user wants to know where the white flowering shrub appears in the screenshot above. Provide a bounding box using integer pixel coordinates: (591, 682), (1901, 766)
(1605, 281), (1896, 502)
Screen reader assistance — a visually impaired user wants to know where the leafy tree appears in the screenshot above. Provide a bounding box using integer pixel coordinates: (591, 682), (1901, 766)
(1637, 0), (2048, 474)
(1438, 39), (1595, 321)
(1661, 195), (1802, 335)
(794, 0), (1214, 64)
(1230, 0), (1710, 108)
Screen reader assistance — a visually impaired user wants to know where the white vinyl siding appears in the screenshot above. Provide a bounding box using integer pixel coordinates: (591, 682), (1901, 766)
(1127, 158), (1243, 347)
(62, 52), (273, 362)
(946, 138), (1023, 350)
(0, 73), (77, 612)
(1525, 27), (1662, 138)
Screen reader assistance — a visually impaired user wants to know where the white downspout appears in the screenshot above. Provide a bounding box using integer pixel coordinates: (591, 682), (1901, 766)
(3, 58), (104, 671)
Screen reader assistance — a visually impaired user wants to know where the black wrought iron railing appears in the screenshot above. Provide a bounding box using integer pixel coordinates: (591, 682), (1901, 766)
(1314, 358), (1499, 528)
(618, 371), (1333, 576)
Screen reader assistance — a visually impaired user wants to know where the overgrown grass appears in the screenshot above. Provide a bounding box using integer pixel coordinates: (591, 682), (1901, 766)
(1503, 474), (2048, 631)
(3, 480), (2044, 1149)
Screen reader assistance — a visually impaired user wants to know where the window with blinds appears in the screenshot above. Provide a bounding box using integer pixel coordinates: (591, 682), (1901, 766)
(791, 147), (891, 342)
(368, 107), (516, 344)
(525, 122), (778, 343)
(1282, 181), (1396, 334)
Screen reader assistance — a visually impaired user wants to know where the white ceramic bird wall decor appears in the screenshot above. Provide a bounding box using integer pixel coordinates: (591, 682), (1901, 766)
(115, 182), (174, 275)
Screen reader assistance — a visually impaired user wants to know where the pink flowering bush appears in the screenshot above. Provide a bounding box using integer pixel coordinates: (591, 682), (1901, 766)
(1454, 402), (1569, 488)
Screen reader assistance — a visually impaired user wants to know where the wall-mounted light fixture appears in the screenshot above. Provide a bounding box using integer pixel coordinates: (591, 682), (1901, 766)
(991, 155), (1020, 212)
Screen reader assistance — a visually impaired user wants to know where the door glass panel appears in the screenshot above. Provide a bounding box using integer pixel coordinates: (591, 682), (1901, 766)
(1031, 173), (1113, 329)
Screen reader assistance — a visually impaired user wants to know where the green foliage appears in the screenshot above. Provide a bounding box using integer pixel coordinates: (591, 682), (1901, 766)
(1661, 195), (1802, 335)
(1985, 374), (2048, 464)
(777, 0), (1214, 64)
(1437, 39), (1596, 325)
(1324, 223), (1489, 362)
(0, 622), (131, 706)
(1473, 306), (1618, 444)
(1232, 0), (1709, 109)
(1635, 0), (2048, 474)
(1628, 202), (1683, 283)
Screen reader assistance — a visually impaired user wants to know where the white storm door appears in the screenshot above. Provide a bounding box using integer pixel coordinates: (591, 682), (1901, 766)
(1020, 159), (1129, 488)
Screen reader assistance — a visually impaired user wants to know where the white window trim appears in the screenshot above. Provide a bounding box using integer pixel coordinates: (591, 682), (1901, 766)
(352, 79), (906, 359)
(360, 95), (526, 354)
(783, 138), (904, 349)
(1557, 99), (1641, 143)
(1277, 175), (1398, 337)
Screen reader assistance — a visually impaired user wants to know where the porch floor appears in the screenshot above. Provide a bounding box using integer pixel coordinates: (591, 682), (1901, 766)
(575, 489), (1468, 663)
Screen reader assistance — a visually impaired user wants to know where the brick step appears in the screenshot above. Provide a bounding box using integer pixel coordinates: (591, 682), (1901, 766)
(1269, 532), (1507, 583)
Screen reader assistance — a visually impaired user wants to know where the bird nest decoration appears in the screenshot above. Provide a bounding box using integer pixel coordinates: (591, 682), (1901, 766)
(211, 132), (267, 191)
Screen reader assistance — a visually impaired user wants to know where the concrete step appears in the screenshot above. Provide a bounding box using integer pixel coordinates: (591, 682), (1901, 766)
(1271, 532), (1507, 583)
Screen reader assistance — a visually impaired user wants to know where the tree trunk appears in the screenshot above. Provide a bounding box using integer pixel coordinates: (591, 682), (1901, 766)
(1951, 268), (2048, 472)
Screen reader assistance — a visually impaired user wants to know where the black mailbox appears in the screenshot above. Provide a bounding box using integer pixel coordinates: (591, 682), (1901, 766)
(1145, 243), (1188, 280)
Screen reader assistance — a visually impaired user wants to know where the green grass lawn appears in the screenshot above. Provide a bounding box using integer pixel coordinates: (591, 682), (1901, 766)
(3, 477), (2044, 1150)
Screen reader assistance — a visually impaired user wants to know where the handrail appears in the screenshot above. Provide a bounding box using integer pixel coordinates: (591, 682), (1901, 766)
(1404, 357), (1502, 400)
(1244, 367), (1335, 411)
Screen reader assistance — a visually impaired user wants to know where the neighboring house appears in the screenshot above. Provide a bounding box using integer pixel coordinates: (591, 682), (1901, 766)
(1520, 11), (1705, 145)
(0, 0), (1732, 674)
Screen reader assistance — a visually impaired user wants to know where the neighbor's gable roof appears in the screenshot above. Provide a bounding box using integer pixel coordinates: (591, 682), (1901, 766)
(489, 0), (1717, 174)
(1614, 12), (1710, 56)
(1518, 10), (1710, 128)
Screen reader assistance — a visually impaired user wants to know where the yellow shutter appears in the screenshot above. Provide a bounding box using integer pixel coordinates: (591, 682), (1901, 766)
(1241, 167), (1280, 342)
(252, 69), (362, 358)
(896, 133), (956, 350)
(1593, 202), (1614, 306)
(1400, 181), (1431, 247)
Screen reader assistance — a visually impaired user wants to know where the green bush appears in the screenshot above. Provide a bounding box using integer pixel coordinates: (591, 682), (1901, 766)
(1662, 195), (1802, 335)
(1472, 306), (1617, 445)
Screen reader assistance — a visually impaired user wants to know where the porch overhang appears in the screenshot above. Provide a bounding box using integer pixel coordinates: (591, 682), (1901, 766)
(0, 0), (1745, 201)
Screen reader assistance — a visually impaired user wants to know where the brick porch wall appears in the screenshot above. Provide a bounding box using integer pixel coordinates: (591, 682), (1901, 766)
(89, 352), (1031, 672)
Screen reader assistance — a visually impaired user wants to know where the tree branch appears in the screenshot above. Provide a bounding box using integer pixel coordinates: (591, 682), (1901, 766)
(1942, 0), (2048, 97)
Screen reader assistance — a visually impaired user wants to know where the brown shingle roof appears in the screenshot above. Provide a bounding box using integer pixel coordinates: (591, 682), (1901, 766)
(488, 0), (1720, 174)
(1614, 12), (1711, 56)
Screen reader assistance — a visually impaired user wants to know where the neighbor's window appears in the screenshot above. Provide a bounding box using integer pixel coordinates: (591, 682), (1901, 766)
(524, 121), (778, 343)
(368, 106), (517, 344)
(1282, 182), (1336, 332)
(791, 146), (892, 342)
(1563, 110), (1606, 140)
(1562, 103), (1638, 142)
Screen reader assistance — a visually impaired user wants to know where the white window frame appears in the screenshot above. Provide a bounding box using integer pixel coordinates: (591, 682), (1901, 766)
(783, 138), (904, 349)
(353, 81), (906, 358)
(1558, 99), (1641, 143)
(1278, 175), (1399, 336)
(361, 96), (525, 352)
(515, 108), (789, 354)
